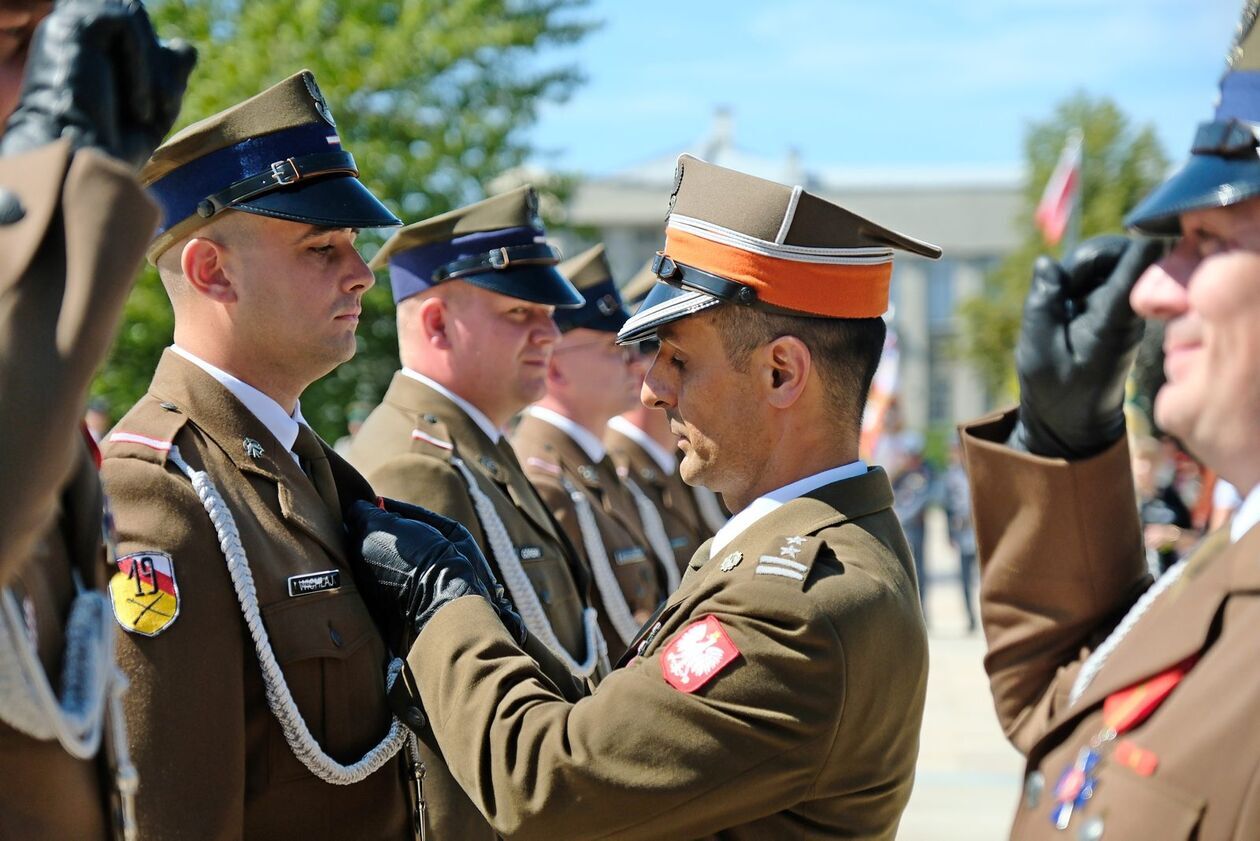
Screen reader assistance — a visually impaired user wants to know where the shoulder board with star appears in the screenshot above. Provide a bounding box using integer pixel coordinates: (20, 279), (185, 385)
(715, 532), (825, 590)
(409, 412), (456, 461)
(101, 396), (189, 466)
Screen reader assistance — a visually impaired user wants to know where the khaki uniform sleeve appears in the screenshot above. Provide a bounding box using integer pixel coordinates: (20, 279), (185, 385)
(961, 410), (1150, 753)
(374, 455), (588, 702)
(365, 453), (487, 548)
(412, 591), (845, 840)
(0, 144), (157, 581)
(102, 451), (248, 841)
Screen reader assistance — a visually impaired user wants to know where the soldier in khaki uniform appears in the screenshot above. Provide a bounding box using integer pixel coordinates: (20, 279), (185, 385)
(0, 2), (193, 838)
(347, 187), (609, 840)
(348, 155), (936, 839)
(512, 243), (670, 657)
(625, 259), (730, 538)
(607, 264), (714, 577)
(99, 73), (421, 839)
(962, 9), (1260, 840)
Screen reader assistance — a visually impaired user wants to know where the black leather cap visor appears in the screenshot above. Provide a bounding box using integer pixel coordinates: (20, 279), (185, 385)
(460, 264), (585, 308)
(1127, 119), (1260, 235)
(236, 172), (401, 230)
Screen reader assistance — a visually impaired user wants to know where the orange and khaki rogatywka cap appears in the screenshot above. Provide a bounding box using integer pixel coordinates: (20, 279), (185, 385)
(616, 154), (942, 344)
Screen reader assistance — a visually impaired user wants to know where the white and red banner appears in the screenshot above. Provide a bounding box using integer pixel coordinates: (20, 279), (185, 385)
(1034, 129), (1083, 246)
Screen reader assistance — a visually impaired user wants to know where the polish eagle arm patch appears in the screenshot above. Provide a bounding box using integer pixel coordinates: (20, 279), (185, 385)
(660, 614), (740, 693)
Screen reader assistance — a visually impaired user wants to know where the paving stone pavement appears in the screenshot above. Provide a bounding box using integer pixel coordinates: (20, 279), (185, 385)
(897, 510), (1024, 840)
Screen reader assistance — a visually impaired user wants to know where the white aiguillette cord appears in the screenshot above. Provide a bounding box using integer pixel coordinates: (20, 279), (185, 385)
(451, 457), (609, 677)
(1068, 557), (1190, 707)
(0, 571), (139, 839)
(624, 477), (682, 594)
(166, 445), (409, 785)
(565, 476), (643, 646)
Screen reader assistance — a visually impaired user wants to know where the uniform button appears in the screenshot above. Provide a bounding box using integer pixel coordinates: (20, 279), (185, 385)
(1078, 816), (1104, 841)
(423, 413), (438, 424)
(159, 401), (179, 412)
(329, 626), (343, 647)
(0, 189), (25, 225)
(1023, 771), (1044, 809)
(404, 706), (427, 730)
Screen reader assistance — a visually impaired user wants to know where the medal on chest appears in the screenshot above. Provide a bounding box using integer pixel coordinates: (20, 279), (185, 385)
(1050, 655), (1197, 830)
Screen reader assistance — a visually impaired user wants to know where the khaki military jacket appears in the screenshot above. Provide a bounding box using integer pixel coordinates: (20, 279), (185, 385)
(964, 409), (1260, 840)
(100, 351), (413, 841)
(413, 468), (928, 840)
(513, 413), (668, 658)
(347, 372), (597, 841)
(605, 424), (710, 578)
(0, 143), (158, 839)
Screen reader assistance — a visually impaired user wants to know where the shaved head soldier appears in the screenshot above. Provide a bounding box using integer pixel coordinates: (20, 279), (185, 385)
(348, 155), (936, 839)
(99, 72), (422, 838)
(347, 187), (609, 840)
(0, 1), (192, 837)
(962, 5), (1260, 838)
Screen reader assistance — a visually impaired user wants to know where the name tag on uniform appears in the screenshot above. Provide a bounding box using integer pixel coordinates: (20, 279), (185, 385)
(614, 547), (647, 565)
(288, 570), (341, 598)
(519, 545), (543, 561)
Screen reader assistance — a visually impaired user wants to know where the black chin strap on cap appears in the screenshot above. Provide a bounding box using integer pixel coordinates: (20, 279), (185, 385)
(1190, 118), (1260, 157)
(432, 242), (562, 284)
(652, 252), (758, 307)
(195, 150), (359, 219)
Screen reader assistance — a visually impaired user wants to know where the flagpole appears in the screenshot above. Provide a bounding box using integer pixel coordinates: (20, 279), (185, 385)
(1062, 128), (1083, 255)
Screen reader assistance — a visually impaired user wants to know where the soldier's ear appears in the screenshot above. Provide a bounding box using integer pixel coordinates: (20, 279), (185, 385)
(762, 335), (810, 410)
(181, 237), (237, 304)
(418, 296), (452, 350)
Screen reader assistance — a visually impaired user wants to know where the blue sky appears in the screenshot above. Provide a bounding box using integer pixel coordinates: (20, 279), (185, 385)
(529, 0), (1242, 176)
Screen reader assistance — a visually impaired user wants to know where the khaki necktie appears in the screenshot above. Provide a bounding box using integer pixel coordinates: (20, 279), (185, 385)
(292, 424), (341, 517)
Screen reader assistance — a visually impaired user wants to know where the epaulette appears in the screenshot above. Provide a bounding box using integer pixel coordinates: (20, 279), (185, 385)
(714, 531), (826, 591)
(102, 397), (189, 466)
(522, 441), (563, 480)
(409, 412), (456, 461)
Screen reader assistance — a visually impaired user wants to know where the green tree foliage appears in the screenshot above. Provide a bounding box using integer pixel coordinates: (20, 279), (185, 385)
(956, 92), (1168, 402)
(93, 0), (592, 438)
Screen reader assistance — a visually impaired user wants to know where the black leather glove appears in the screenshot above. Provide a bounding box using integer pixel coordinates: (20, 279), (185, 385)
(1, 0), (196, 168)
(1010, 235), (1166, 459)
(346, 499), (527, 654)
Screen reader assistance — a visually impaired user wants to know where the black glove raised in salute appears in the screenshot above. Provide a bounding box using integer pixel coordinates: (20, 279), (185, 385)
(1, 0), (196, 168)
(1010, 235), (1166, 460)
(347, 498), (528, 656)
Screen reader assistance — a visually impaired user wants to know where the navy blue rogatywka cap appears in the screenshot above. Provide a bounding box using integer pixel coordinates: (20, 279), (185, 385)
(1128, 4), (1260, 234)
(552, 244), (630, 333)
(370, 185), (584, 309)
(141, 70), (400, 262)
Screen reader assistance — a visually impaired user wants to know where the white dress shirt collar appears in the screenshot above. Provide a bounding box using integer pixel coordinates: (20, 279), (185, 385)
(526, 405), (606, 463)
(710, 460), (868, 558)
(607, 415), (676, 475)
(171, 345), (305, 462)
(401, 369), (503, 444)
(1230, 482), (1260, 544)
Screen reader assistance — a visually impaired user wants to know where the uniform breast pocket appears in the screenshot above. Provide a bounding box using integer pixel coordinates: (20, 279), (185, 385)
(1063, 765), (1204, 840)
(261, 585), (393, 784)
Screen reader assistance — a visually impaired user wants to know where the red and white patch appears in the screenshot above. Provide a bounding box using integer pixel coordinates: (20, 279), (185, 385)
(411, 428), (453, 450)
(660, 615), (739, 693)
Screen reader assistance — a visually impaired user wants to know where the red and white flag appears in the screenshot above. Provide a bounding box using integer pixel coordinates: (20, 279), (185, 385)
(1034, 130), (1083, 246)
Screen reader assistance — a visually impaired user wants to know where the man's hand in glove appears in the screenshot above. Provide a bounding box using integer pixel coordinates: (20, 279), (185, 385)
(347, 499), (528, 654)
(1, 0), (196, 168)
(1010, 236), (1166, 459)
